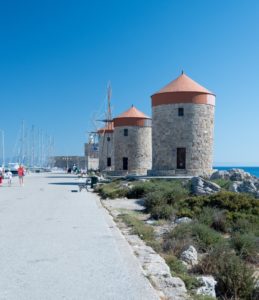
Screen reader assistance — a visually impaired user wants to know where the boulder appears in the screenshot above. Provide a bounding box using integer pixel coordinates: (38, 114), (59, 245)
(180, 245), (198, 266)
(210, 170), (230, 180)
(229, 169), (254, 181)
(150, 275), (188, 300)
(196, 276), (217, 298)
(191, 177), (221, 195)
(229, 179), (258, 196)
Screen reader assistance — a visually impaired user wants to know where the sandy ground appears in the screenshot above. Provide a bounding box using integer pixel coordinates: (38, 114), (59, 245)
(0, 173), (158, 300)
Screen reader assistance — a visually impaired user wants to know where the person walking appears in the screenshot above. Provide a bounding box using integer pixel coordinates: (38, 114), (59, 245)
(18, 165), (25, 186)
(0, 168), (3, 187)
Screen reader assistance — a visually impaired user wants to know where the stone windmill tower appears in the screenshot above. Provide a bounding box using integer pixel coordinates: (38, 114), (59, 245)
(150, 72), (216, 177)
(113, 105), (152, 175)
(98, 122), (114, 172)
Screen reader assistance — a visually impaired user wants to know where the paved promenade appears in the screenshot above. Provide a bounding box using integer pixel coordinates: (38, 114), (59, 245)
(0, 173), (158, 300)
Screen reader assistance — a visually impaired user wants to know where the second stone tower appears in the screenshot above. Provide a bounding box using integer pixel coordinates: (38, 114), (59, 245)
(113, 105), (152, 175)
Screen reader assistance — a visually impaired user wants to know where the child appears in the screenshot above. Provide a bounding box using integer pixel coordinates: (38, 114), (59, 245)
(7, 170), (12, 186)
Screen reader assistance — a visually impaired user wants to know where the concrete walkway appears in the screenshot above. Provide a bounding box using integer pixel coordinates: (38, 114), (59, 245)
(0, 173), (158, 300)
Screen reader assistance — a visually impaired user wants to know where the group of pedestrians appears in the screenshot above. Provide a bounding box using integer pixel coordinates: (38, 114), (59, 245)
(0, 165), (25, 187)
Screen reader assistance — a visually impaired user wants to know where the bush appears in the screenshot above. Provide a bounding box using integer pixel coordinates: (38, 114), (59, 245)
(231, 233), (259, 263)
(164, 255), (200, 290)
(216, 254), (255, 299)
(196, 245), (256, 299)
(179, 191), (259, 216)
(164, 222), (223, 254)
(126, 182), (155, 199)
(190, 223), (223, 252)
(211, 178), (231, 190)
(197, 207), (228, 232)
(163, 224), (193, 256)
(96, 181), (128, 199)
(149, 204), (175, 220)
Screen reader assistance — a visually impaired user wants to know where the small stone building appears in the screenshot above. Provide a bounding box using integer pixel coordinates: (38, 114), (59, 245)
(113, 105), (152, 175)
(97, 122), (114, 172)
(150, 72), (216, 177)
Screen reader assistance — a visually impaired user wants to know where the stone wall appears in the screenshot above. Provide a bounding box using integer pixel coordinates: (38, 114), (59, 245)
(114, 126), (152, 175)
(98, 132), (114, 171)
(151, 103), (215, 177)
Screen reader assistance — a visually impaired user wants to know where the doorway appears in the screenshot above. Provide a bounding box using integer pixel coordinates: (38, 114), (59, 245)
(123, 157), (128, 170)
(177, 148), (186, 169)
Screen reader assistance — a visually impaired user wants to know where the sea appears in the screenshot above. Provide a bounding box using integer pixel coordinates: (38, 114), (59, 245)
(214, 167), (259, 178)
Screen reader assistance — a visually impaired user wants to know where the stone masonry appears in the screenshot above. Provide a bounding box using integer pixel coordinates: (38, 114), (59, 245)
(114, 126), (152, 175)
(151, 103), (214, 177)
(99, 132), (114, 171)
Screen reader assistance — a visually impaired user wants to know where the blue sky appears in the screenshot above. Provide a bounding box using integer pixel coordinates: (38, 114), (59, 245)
(0, 0), (259, 165)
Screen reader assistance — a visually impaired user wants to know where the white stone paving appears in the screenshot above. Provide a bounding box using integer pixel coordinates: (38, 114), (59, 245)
(0, 173), (158, 300)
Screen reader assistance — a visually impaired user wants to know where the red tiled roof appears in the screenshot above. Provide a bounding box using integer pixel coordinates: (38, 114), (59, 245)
(114, 105), (150, 119)
(154, 73), (214, 95)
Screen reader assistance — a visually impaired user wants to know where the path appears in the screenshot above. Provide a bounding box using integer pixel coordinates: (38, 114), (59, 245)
(0, 173), (158, 300)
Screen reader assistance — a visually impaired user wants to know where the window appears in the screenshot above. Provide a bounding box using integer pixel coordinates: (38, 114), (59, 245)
(178, 108), (184, 116)
(124, 129), (128, 136)
(107, 157), (111, 167)
(107, 137), (111, 142)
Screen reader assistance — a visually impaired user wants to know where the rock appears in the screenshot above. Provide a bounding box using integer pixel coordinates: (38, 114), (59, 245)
(196, 276), (217, 298)
(146, 219), (156, 225)
(180, 245), (198, 266)
(229, 179), (258, 196)
(210, 170), (230, 180)
(175, 217), (192, 224)
(191, 177), (221, 195)
(150, 275), (188, 300)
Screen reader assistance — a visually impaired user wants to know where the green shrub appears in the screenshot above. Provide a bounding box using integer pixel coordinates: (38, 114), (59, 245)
(198, 207), (229, 233)
(231, 233), (259, 263)
(190, 223), (223, 252)
(126, 182), (155, 199)
(149, 204), (175, 220)
(163, 224), (193, 256)
(196, 245), (255, 299)
(96, 181), (128, 199)
(215, 254), (255, 299)
(211, 178), (231, 190)
(164, 223), (223, 254)
(164, 255), (200, 290)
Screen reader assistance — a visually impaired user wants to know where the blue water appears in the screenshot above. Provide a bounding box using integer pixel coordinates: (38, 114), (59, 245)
(214, 167), (259, 178)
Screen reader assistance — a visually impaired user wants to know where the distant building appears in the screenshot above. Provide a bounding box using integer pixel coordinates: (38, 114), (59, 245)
(53, 156), (86, 170)
(113, 105), (152, 175)
(150, 72), (216, 177)
(97, 122), (114, 172)
(84, 142), (99, 170)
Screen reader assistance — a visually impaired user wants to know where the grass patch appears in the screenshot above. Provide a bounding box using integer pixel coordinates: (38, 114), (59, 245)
(119, 214), (155, 242)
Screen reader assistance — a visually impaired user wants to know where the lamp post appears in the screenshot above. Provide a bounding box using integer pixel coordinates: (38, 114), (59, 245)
(0, 129), (5, 167)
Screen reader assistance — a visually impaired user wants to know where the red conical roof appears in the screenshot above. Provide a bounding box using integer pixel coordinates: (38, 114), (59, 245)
(154, 73), (214, 95)
(115, 105), (150, 119)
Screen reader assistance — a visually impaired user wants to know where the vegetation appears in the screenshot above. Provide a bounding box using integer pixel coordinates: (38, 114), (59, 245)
(97, 179), (259, 298)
